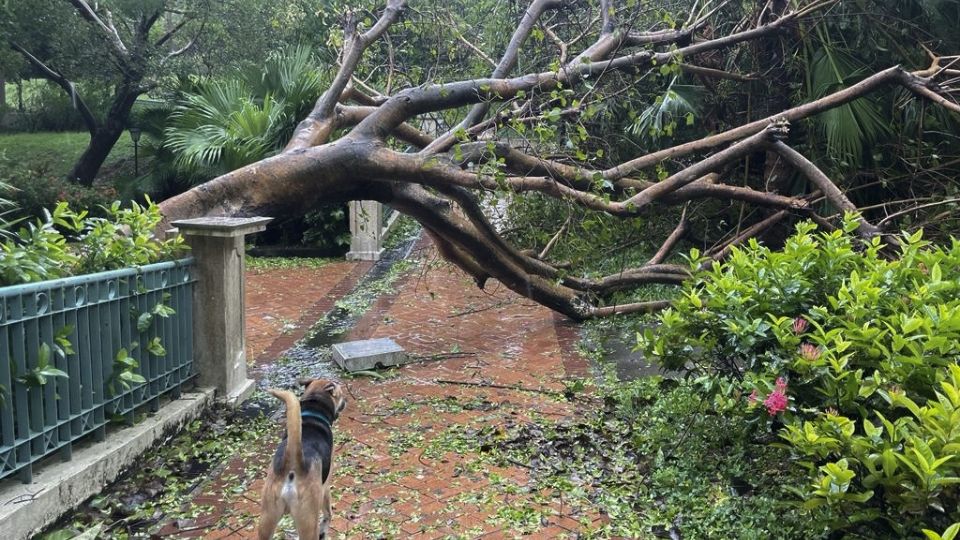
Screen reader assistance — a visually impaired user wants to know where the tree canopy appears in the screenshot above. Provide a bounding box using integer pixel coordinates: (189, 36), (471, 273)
(133, 0), (958, 318)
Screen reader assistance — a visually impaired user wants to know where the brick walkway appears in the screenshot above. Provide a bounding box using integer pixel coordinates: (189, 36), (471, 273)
(167, 243), (596, 539)
(244, 260), (370, 363)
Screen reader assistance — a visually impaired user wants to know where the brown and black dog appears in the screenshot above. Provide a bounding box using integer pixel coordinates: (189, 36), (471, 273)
(257, 378), (346, 540)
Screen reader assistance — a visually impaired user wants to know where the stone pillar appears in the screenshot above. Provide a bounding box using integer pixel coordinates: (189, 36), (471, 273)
(171, 217), (271, 406)
(347, 200), (384, 261)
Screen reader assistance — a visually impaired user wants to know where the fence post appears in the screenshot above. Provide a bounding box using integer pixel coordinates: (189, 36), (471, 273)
(171, 217), (271, 406)
(347, 200), (384, 261)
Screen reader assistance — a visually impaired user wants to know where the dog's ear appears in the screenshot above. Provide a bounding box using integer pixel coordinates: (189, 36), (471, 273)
(297, 378), (315, 388)
(323, 381), (337, 393)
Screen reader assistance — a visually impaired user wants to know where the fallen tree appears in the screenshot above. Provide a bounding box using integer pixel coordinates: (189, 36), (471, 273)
(159, 0), (960, 320)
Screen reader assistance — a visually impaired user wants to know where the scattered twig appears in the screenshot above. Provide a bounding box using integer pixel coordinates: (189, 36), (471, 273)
(448, 301), (510, 318)
(412, 351), (478, 361)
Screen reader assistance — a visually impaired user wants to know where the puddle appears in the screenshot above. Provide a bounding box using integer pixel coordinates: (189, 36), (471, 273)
(305, 233), (418, 347)
(583, 326), (678, 381)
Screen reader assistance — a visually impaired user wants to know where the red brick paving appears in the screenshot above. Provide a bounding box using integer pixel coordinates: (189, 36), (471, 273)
(161, 242), (596, 539)
(244, 260), (365, 363)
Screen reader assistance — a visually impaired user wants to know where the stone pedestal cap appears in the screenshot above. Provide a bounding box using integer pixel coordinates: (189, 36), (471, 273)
(171, 216), (273, 237)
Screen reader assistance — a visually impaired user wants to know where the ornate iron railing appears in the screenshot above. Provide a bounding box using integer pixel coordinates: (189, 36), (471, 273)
(0, 259), (194, 483)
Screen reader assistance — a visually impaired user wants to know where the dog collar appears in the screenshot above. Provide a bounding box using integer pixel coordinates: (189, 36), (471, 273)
(301, 410), (332, 427)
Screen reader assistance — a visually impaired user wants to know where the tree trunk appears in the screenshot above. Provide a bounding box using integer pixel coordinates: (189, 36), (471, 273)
(0, 78), (6, 109)
(68, 84), (140, 186)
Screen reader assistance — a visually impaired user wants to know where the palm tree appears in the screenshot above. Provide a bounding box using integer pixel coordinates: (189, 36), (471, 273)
(163, 46), (326, 181)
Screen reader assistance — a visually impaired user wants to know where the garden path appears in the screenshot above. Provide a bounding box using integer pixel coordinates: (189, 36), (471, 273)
(162, 239), (602, 539)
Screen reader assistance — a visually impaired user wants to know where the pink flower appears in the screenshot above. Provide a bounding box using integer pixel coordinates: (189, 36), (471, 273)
(800, 342), (822, 361)
(792, 317), (809, 335)
(764, 378), (789, 415)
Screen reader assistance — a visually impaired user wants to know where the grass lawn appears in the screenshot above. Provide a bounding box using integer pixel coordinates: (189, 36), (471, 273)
(0, 131), (135, 180)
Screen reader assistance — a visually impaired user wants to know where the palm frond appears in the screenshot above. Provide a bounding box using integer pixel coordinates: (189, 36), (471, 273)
(164, 80), (285, 177)
(627, 78), (702, 142)
(809, 47), (891, 166)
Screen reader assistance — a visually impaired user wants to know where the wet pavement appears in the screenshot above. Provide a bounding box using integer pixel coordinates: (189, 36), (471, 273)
(158, 236), (602, 539)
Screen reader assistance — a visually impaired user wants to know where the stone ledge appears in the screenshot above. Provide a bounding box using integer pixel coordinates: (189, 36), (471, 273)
(0, 388), (216, 540)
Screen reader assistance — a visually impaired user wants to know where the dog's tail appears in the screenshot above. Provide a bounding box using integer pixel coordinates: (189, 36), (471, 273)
(268, 389), (303, 472)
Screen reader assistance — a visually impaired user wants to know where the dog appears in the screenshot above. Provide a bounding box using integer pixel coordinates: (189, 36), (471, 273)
(257, 378), (346, 540)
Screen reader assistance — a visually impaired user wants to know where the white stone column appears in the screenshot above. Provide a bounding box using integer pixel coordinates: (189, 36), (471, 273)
(171, 217), (271, 406)
(347, 200), (384, 261)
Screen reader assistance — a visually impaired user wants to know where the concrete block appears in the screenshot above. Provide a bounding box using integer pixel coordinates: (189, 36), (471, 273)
(0, 388), (215, 540)
(332, 338), (408, 371)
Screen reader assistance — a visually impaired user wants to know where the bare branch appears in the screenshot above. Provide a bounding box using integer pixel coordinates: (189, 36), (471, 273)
(648, 208), (689, 265)
(604, 66), (905, 180)
(448, 14), (497, 68)
(619, 124), (784, 210)
(159, 37), (197, 67)
(539, 215), (571, 260)
(709, 210), (791, 260)
(364, 10), (808, 141)
(600, 0), (614, 34)
(768, 138), (882, 238)
(898, 73), (960, 114)
(588, 300), (673, 318)
(877, 198), (960, 228)
(66, 0), (129, 57)
(286, 0), (407, 150)
(422, 0), (565, 154)
(154, 18), (190, 48)
(681, 63), (757, 81)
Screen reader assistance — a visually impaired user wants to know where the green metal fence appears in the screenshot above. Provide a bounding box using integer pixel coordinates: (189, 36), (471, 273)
(0, 259), (195, 483)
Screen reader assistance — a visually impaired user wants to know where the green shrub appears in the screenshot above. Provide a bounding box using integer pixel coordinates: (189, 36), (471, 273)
(5, 168), (118, 221)
(0, 199), (186, 286)
(639, 216), (960, 537)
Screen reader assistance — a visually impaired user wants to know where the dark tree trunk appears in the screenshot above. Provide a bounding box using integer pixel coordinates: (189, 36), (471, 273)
(68, 84), (140, 186)
(0, 78), (6, 108)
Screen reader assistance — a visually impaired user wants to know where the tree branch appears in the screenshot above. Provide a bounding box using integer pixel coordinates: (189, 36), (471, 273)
(768, 138), (882, 238)
(154, 18), (190, 48)
(285, 0), (407, 150)
(648, 208), (689, 265)
(422, 0), (564, 154)
(65, 0), (129, 57)
(8, 41), (99, 135)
